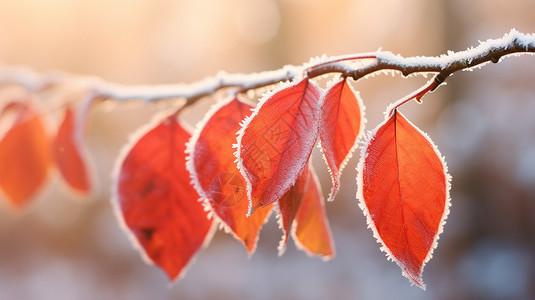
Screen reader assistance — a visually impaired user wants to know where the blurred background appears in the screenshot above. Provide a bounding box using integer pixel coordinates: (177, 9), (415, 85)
(0, 0), (534, 299)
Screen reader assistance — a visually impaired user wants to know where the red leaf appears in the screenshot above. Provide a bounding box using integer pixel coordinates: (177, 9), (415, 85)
(187, 97), (272, 254)
(114, 114), (213, 282)
(0, 102), (51, 209)
(278, 164), (335, 259)
(53, 106), (91, 194)
(357, 109), (450, 289)
(319, 77), (364, 201)
(237, 78), (321, 214)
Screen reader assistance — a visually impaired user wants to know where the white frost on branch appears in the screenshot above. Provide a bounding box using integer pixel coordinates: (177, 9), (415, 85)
(0, 30), (533, 105)
(378, 29), (535, 70)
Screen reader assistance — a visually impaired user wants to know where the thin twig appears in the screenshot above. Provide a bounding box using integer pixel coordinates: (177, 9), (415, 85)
(0, 29), (533, 109)
(386, 74), (445, 117)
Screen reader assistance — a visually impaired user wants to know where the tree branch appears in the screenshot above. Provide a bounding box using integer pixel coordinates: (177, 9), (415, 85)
(0, 29), (533, 108)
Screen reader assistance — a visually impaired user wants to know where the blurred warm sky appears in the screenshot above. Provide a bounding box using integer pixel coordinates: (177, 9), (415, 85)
(0, 1), (535, 299)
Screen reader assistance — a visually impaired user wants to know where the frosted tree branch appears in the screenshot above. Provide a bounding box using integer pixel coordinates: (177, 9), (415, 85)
(0, 29), (534, 109)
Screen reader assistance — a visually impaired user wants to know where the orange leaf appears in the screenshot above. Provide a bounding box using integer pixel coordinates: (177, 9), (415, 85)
(319, 77), (364, 201)
(237, 78), (321, 214)
(53, 106), (91, 194)
(277, 166), (308, 254)
(357, 109), (450, 289)
(293, 165), (335, 259)
(187, 97), (272, 254)
(278, 164), (335, 259)
(114, 114), (213, 282)
(0, 102), (51, 209)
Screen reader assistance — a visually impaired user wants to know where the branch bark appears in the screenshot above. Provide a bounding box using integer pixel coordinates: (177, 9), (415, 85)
(0, 29), (533, 108)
